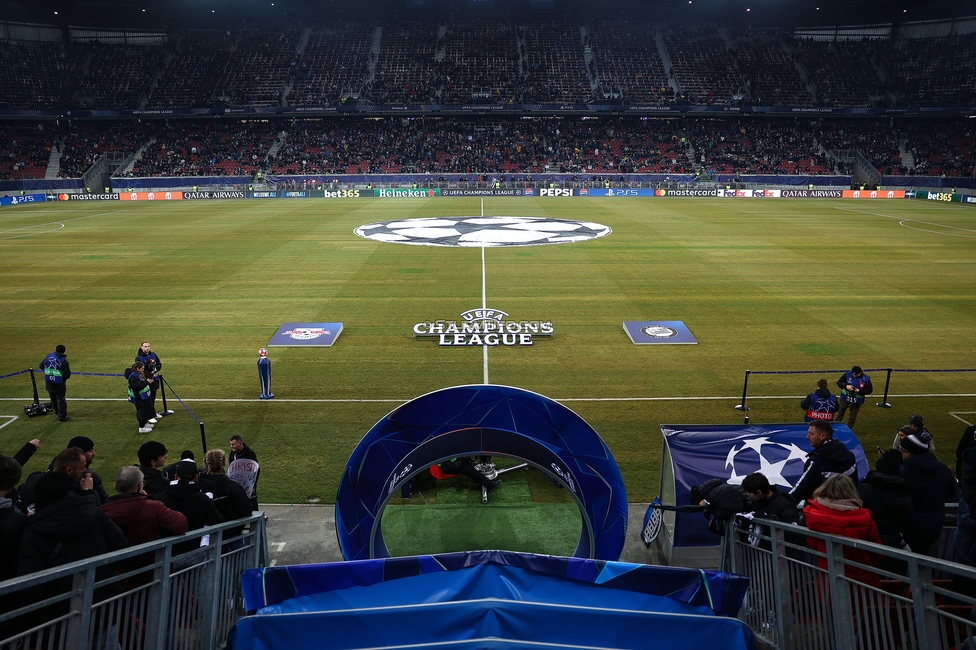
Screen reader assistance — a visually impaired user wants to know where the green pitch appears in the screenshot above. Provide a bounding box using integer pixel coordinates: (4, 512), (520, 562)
(1, 197), (974, 508)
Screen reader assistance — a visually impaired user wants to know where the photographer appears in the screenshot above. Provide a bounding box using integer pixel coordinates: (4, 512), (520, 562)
(125, 362), (156, 434)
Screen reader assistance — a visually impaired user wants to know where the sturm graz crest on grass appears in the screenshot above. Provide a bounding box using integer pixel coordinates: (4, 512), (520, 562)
(354, 216), (611, 247)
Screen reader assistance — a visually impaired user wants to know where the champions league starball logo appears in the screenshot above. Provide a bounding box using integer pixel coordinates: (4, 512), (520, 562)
(723, 436), (808, 488)
(640, 325), (678, 339)
(354, 215), (611, 248)
(283, 327), (331, 340)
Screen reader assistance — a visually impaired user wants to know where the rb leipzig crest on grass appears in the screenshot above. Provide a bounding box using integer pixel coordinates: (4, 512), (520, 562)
(268, 322), (344, 347)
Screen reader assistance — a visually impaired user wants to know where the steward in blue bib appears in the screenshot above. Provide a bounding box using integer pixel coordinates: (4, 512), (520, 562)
(838, 369), (872, 405)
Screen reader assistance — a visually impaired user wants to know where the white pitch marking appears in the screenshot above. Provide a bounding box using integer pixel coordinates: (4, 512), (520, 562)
(951, 412), (976, 427)
(834, 207), (976, 238)
(0, 416), (18, 430)
(481, 198), (490, 385)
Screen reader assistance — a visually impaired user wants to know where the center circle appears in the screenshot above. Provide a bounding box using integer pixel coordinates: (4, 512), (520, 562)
(354, 216), (611, 247)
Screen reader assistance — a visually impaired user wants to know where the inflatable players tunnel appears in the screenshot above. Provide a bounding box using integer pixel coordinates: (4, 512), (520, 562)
(335, 384), (629, 561)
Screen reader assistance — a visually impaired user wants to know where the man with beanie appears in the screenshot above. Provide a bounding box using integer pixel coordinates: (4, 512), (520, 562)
(0, 455), (26, 581)
(153, 459), (223, 555)
(164, 450), (197, 484)
(789, 421), (858, 506)
(39, 344), (71, 422)
(137, 441), (170, 497)
(894, 415), (933, 451)
(834, 365), (873, 429)
(800, 378), (838, 422)
(899, 431), (956, 555)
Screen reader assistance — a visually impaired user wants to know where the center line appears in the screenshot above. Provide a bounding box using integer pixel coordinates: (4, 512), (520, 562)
(481, 199), (489, 384)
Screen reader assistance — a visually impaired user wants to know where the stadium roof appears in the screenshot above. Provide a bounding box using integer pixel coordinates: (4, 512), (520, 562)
(3, 0), (974, 30)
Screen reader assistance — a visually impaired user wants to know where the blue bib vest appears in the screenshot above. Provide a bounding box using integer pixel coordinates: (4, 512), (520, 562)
(41, 353), (65, 384)
(840, 371), (870, 405)
(805, 393), (839, 421)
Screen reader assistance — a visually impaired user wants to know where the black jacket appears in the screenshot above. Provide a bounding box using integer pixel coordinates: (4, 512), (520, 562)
(751, 487), (801, 524)
(17, 489), (126, 576)
(857, 470), (914, 549)
(139, 465), (170, 497)
(900, 452), (957, 551)
(229, 444), (258, 463)
(0, 502), (26, 581)
(789, 438), (858, 505)
(11, 441), (38, 470)
(153, 481), (224, 532)
(198, 474), (252, 523)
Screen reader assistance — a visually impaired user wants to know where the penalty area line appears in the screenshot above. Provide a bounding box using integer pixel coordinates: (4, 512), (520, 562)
(1, 393), (974, 404)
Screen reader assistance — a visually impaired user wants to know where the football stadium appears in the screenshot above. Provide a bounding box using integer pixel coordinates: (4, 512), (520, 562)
(1, 0), (975, 647)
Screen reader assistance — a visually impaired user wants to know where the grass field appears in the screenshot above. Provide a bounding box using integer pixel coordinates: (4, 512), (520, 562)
(1, 196), (974, 508)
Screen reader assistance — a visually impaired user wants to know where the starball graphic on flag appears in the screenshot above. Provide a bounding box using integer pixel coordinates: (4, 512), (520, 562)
(723, 436), (809, 488)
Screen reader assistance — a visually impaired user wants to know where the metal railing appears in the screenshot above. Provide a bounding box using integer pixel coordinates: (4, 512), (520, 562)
(725, 515), (976, 650)
(0, 513), (268, 650)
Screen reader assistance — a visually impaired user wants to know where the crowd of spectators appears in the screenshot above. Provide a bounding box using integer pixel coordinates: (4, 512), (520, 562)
(729, 28), (814, 108)
(687, 119), (833, 175)
(288, 23), (373, 106)
(663, 23), (742, 106)
(146, 31), (234, 109)
(214, 26), (302, 107)
(125, 120), (280, 177)
(0, 41), (76, 109)
(4, 116), (971, 180)
(0, 123), (57, 180)
(1, 22), (975, 109)
(521, 22), (590, 104)
(586, 22), (672, 105)
(438, 20), (521, 105)
(74, 41), (167, 110)
(792, 39), (885, 108)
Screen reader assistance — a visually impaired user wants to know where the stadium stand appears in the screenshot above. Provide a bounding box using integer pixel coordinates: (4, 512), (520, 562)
(0, 123), (57, 180)
(146, 30), (235, 109)
(370, 21), (438, 105)
(287, 23), (374, 106)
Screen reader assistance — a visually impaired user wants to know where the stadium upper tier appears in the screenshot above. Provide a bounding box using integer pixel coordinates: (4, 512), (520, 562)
(1, 21), (975, 111)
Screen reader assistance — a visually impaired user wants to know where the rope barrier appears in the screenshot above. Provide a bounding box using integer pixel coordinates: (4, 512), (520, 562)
(159, 376), (201, 425)
(0, 369), (32, 381)
(735, 366), (976, 423)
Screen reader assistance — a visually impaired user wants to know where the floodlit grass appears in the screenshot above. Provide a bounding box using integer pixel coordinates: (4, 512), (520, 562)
(1, 197), (974, 505)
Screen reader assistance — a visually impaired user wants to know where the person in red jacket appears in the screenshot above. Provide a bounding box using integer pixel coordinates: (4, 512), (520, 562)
(803, 473), (882, 589)
(101, 465), (188, 546)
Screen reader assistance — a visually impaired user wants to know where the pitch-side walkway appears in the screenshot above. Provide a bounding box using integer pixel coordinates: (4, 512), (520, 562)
(263, 502), (662, 566)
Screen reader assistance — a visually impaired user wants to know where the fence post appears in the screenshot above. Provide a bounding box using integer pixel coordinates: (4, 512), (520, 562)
(146, 544), (174, 650)
(909, 560), (941, 650)
(202, 529), (225, 648)
(876, 367), (893, 408)
(826, 538), (856, 648)
(734, 370), (751, 424)
(771, 526), (795, 650)
(200, 421), (208, 454)
(28, 368), (41, 405)
(159, 375), (170, 414)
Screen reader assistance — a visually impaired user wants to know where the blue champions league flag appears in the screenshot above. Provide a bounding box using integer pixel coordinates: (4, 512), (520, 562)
(268, 323), (343, 347)
(623, 321), (698, 345)
(657, 423), (868, 549)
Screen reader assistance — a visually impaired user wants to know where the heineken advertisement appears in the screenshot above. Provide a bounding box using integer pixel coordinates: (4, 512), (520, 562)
(371, 188), (441, 198)
(413, 308), (553, 346)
